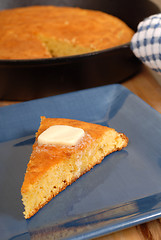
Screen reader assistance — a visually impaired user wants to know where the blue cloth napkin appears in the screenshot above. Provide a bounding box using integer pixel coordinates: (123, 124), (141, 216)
(0, 85), (120, 143)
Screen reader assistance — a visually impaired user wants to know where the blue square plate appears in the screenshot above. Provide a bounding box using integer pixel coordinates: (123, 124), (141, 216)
(1, 84), (161, 240)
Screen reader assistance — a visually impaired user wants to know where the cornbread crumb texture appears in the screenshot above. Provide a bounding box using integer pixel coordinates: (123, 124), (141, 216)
(0, 5), (134, 59)
(21, 117), (128, 219)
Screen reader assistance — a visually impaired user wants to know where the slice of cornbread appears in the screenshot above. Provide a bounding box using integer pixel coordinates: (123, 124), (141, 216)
(21, 117), (128, 219)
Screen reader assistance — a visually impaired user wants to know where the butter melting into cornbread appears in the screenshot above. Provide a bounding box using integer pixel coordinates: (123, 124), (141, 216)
(21, 117), (128, 219)
(0, 5), (134, 59)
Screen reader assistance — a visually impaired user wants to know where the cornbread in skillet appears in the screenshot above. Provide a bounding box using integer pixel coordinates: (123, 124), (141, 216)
(21, 117), (128, 219)
(0, 5), (134, 59)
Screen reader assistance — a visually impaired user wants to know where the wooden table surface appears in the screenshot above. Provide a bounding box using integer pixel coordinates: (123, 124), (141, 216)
(1, 65), (161, 239)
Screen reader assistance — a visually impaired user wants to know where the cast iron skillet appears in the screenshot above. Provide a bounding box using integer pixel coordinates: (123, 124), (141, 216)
(0, 0), (160, 100)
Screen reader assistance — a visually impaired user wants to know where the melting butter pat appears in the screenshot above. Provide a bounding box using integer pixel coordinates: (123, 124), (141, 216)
(38, 125), (85, 146)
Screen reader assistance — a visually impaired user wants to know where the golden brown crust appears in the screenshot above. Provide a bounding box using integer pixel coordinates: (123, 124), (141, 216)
(21, 117), (128, 218)
(21, 117), (114, 192)
(0, 5), (134, 59)
(36, 116), (115, 139)
(21, 117), (128, 192)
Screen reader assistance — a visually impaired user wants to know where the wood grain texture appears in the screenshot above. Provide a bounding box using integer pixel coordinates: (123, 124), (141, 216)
(1, 65), (161, 240)
(123, 66), (161, 114)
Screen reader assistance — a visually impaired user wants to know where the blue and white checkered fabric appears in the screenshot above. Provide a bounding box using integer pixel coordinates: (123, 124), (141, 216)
(131, 13), (161, 74)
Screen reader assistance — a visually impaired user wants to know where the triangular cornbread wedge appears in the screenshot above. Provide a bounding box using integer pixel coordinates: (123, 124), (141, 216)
(21, 117), (128, 219)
